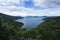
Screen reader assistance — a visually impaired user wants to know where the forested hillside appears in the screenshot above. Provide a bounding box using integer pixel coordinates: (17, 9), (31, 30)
(0, 13), (60, 40)
(0, 13), (24, 40)
(35, 16), (60, 40)
(0, 13), (23, 20)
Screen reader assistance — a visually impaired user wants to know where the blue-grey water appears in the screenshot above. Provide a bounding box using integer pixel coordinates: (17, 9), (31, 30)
(16, 17), (45, 29)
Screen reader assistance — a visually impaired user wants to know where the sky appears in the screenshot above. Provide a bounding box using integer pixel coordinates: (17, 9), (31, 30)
(0, 0), (60, 16)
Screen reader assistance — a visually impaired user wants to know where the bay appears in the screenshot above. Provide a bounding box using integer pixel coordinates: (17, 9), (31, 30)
(16, 17), (45, 29)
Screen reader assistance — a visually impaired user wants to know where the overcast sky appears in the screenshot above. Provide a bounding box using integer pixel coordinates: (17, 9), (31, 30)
(0, 0), (60, 16)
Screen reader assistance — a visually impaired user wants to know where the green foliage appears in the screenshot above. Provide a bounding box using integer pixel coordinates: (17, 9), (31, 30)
(35, 16), (60, 40)
(0, 15), (23, 40)
(0, 13), (60, 40)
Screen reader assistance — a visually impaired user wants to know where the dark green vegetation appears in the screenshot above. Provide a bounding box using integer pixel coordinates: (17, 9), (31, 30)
(0, 13), (23, 20)
(0, 13), (24, 40)
(35, 16), (60, 40)
(0, 13), (60, 40)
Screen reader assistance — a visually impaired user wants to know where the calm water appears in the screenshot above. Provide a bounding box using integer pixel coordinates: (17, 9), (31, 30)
(16, 17), (44, 29)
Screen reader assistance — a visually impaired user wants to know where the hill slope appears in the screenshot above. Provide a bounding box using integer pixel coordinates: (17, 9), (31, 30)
(0, 13), (23, 20)
(0, 13), (24, 40)
(35, 16), (60, 40)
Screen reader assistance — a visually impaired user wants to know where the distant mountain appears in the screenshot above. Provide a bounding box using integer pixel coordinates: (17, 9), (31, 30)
(25, 16), (47, 18)
(0, 13), (23, 20)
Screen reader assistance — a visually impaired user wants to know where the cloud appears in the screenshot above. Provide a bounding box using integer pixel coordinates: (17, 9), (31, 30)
(32, 0), (60, 8)
(0, 0), (18, 6)
(0, 0), (28, 6)
(0, 0), (60, 7)
(0, 5), (60, 16)
(0, 3), (36, 16)
(0, 0), (60, 16)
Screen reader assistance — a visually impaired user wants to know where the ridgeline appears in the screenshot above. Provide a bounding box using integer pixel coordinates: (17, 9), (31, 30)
(0, 13), (23, 20)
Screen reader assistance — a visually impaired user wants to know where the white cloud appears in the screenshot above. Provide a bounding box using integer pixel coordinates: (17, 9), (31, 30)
(32, 0), (60, 8)
(0, 0), (60, 16)
(32, 0), (46, 7)
(0, 5), (34, 16)
(0, 0), (19, 5)
(0, 5), (60, 16)
(0, 0), (60, 7)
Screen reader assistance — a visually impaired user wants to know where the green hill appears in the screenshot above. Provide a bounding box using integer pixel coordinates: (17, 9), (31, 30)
(0, 13), (23, 20)
(35, 16), (60, 40)
(0, 13), (60, 40)
(0, 13), (24, 40)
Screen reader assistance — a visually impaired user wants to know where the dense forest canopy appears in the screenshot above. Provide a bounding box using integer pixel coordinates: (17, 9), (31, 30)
(0, 13), (60, 40)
